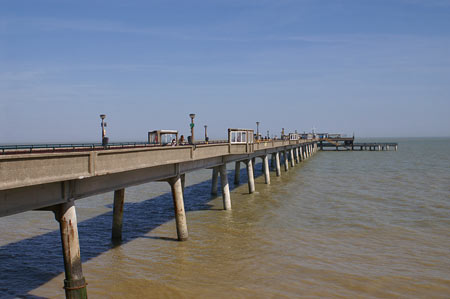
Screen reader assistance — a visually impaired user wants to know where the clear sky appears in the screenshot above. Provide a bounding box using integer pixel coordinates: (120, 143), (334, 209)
(1, 0), (449, 143)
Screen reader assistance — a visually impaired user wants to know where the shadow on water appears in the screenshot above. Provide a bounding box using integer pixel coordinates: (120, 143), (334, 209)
(0, 162), (269, 298)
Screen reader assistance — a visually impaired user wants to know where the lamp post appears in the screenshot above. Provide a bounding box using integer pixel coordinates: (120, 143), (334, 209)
(100, 114), (107, 144)
(204, 125), (208, 143)
(189, 113), (196, 144)
(256, 121), (260, 141)
(267, 130), (270, 139)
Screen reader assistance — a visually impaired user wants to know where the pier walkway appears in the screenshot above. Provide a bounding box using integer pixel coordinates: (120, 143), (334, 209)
(0, 132), (397, 298)
(1, 133), (320, 298)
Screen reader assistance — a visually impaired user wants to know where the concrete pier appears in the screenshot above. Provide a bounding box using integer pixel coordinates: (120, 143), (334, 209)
(54, 200), (87, 299)
(112, 188), (125, 242)
(263, 155), (271, 184)
(275, 152), (281, 177)
(168, 176), (188, 241)
(211, 167), (219, 195)
(246, 159), (255, 194)
(219, 164), (232, 210)
(234, 161), (240, 185)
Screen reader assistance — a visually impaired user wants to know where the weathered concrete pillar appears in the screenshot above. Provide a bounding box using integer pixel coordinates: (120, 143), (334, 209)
(54, 200), (88, 299)
(295, 147), (299, 163)
(168, 176), (188, 241)
(252, 157), (256, 174)
(263, 155), (271, 184)
(234, 161), (240, 185)
(290, 149), (295, 167)
(284, 151), (289, 171)
(246, 159), (255, 193)
(112, 188), (125, 242)
(271, 153), (275, 169)
(275, 152), (281, 177)
(395, 145), (398, 151)
(219, 164), (232, 210)
(211, 167), (219, 195)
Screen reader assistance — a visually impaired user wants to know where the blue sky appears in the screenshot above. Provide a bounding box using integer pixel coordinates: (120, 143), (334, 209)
(1, 0), (449, 143)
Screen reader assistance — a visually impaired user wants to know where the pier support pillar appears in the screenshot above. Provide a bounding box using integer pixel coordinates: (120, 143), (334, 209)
(246, 159), (255, 194)
(263, 155), (271, 184)
(271, 153), (275, 169)
(54, 200), (88, 299)
(219, 164), (232, 210)
(275, 152), (281, 177)
(168, 176), (189, 241)
(299, 146), (303, 162)
(290, 149), (295, 167)
(252, 157), (256, 174)
(112, 188), (125, 242)
(284, 151), (289, 171)
(234, 161), (240, 185)
(211, 167), (219, 195)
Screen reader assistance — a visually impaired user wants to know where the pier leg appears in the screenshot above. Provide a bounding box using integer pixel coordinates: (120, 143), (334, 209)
(271, 154), (275, 169)
(234, 161), (240, 185)
(219, 164), (232, 210)
(284, 151), (289, 171)
(211, 167), (219, 195)
(252, 157), (256, 174)
(112, 188), (125, 242)
(246, 159), (255, 194)
(290, 149), (295, 167)
(54, 200), (88, 299)
(275, 152), (281, 177)
(299, 147), (303, 161)
(168, 176), (188, 241)
(263, 155), (271, 184)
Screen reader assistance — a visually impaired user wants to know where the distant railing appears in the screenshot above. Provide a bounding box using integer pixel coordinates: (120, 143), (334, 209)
(0, 140), (231, 155)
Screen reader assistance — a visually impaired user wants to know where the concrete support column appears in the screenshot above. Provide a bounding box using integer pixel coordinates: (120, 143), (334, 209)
(219, 164), (232, 210)
(252, 157), (256, 174)
(271, 153), (275, 169)
(284, 151), (289, 171)
(299, 146), (303, 161)
(112, 188), (125, 242)
(234, 161), (240, 185)
(263, 155), (271, 184)
(211, 167), (219, 195)
(295, 147), (300, 163)
(54, 200), (88, 299)
(246, 159), (255, 194)
(275, 152), (281, 177)
(395, 145), (398, 151)
(168, 176), (188, 241)
(290, 149), (295, 167)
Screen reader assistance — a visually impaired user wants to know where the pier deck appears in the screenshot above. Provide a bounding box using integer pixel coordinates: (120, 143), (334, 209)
(0, 134), (396, 298)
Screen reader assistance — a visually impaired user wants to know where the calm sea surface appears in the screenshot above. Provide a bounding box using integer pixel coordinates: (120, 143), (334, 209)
(1, 138), (449, 298)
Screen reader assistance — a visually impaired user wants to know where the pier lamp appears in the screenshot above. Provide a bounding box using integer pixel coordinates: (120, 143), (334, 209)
(100, 114), (107, 139)
(267, 130), (270, 139)
(204, 125), (208, 143)
(256, 121), (260, 141)
(189, 113), (196, 144)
